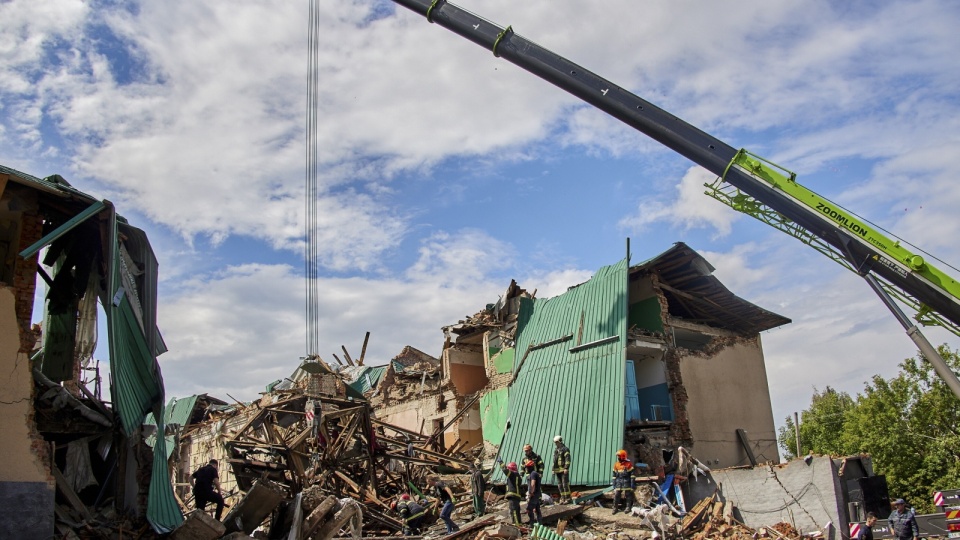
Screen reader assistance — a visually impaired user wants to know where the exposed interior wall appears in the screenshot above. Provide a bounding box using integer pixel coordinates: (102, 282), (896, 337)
(444, 344), (487, 395)
(678, 339), (779, 468)
(479, 387), (508, 444)
(628, 276), (662, 333)
(455, 402), (483, 449)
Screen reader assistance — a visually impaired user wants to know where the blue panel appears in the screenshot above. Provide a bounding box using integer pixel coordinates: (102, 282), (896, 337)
(636, 383), (673, 421)
(624, 361), (641, 422)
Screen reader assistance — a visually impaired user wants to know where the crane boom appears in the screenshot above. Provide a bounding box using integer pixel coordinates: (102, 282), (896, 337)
(391, 0), (960, 331)
(389, 0), (960, 397)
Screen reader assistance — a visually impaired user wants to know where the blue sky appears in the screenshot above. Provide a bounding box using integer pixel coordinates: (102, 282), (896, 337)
(3, 0), (960, 437)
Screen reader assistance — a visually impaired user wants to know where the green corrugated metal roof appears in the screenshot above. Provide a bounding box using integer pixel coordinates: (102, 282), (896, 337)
(145, 395), (200, 460)
(348, 366), (386, 395)
(493, 258), (628, 487)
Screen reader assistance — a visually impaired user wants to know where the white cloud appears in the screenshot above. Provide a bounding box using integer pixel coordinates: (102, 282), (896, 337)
(619, 166), (739, 235)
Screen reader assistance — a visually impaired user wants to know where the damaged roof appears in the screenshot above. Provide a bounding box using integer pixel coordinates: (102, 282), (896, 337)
(390, 345), (439, 372)
(631, 242), (790, 335)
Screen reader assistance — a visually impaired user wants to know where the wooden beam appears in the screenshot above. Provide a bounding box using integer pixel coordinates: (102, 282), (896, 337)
(359, 332), (370, 366)
(53, 464), (94, 521)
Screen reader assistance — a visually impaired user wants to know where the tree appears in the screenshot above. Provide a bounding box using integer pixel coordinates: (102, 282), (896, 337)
(777, 386), (855, 459)
(781, 345), (960, 514)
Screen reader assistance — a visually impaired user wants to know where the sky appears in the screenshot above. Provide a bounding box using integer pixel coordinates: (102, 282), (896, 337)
(3, 0), (960, 445)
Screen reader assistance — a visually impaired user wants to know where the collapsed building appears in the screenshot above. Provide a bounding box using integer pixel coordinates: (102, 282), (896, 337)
(0, 164), (182, 537)
(5, 161), (864, 539)
(360, 244), (789, 487)
(178, 243), (791, 489)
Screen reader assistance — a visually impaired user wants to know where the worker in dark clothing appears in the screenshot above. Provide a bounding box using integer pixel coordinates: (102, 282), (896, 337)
(522, 444), (545, 476)
(470, 460), (486, 517)
(394, 494), (426, 536)
(428, 476), (460, 534)
(611, 450), (635, 515)
(858, 512), (877, 540)
(500, 460), (523, 526)
(524, 460), (543, 525)
(191, 459), (225, 520)
(552, 435), (572, 503)
(888, 499), (919, 540)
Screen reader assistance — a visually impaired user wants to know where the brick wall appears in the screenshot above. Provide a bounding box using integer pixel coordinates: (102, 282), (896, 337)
(13, 202), (42, 354)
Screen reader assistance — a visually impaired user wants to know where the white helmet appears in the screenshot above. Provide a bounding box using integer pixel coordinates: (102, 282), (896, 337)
(554, 435), (563, 443)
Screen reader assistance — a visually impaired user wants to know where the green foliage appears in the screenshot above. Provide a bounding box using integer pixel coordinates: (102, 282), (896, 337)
(781, 345), (960, 514)
(778, 386), (856, 459)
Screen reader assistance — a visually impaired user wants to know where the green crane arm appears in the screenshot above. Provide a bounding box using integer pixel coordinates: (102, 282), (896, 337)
(711, 150), (960, 336)
(388, 0), (960, 396)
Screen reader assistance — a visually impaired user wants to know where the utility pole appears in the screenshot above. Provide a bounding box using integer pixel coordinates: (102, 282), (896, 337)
(794, 411), (801, 459)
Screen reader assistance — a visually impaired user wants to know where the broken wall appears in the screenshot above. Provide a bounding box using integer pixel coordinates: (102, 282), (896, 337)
(0, 181), (54, 538)
(443, 344), (487, 396)
(687, 457), (846, 537)
(0, 287), (55, 537)
(678, 338), (779, 468)
(376, 388), (466, 448)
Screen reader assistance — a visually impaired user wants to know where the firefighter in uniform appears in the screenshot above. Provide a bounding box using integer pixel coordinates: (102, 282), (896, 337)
(394, 494), (426, 536)
(522, 444), (545, 476)
(501, 460), (523, 526)
(611, 449), (635, 514)
(525, 459), (543, 525)
(552, 435), (572, 503)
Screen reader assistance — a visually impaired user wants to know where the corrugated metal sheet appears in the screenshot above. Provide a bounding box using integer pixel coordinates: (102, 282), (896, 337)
(348, 365), (386, 395)
(493, 258), (628, 487)
(105, 209), (182, 532)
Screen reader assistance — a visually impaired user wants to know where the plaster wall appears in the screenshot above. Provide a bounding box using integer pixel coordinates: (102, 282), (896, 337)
(0, 286), (54, 538)
(688, 457), (845, 539)
(0, 287), (50, 484)
(678, 340), (779, 468)
(444, 346), (487, 395)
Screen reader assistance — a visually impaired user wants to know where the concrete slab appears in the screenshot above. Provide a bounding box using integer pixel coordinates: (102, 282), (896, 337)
(222, 479), (286, 534)
(170, 510), (227, 540)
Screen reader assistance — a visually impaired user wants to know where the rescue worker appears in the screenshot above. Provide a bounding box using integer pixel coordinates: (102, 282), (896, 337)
(611, 449), (635, 514)
(888, 498), (919, 540)
(500, 460), (523, 526)
(427, 476), (460, 534)
(523, 444), (545, 476)
(470, 459), (487, 517)
(525, 460), (543, 525)
(191, 459), (225, 520)
(394, 493), (426, 536)
(552, 435), (572, 503)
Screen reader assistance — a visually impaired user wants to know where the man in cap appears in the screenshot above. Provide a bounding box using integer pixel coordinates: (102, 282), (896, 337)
(552, 435), (572, 503)
(191, 459), (225, 520)
(888, 498), (919, 540)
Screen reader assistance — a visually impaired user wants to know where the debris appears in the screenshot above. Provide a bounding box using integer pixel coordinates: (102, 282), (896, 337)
(170, 510), (227, 540)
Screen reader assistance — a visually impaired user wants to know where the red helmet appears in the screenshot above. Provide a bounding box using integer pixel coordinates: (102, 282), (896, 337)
(400, 493), (411, 500)
(506, 462), (518, 472)
(616, 449), (628, 460)
(524, 460), (536, 470)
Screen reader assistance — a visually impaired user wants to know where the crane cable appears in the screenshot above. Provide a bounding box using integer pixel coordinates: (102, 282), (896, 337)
(305, 0), (321, 357)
